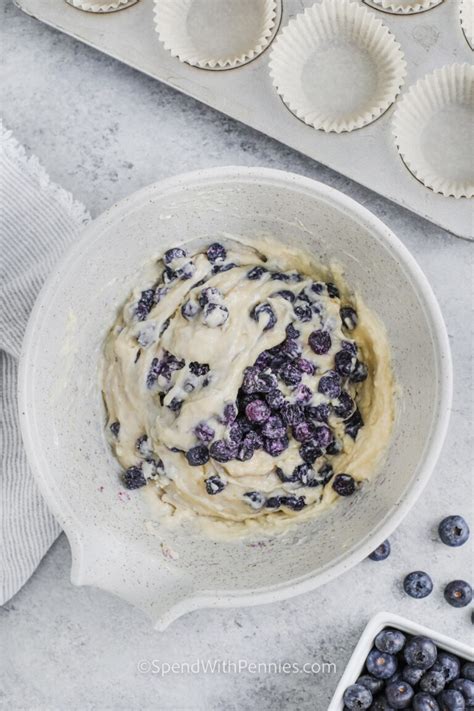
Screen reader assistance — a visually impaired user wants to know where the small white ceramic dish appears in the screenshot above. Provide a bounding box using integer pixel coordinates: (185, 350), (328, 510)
(18, 167), (452, 630)
(328, 611), (474, 710)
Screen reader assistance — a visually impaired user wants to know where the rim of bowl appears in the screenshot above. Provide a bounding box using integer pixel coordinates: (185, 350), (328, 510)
(18, 166), (453, 625)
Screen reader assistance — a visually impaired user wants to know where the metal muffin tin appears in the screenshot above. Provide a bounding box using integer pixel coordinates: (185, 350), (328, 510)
(15, 0), (473, 239)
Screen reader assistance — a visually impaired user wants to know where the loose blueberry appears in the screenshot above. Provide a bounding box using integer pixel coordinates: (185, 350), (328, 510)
(438, 516), (470, 547)
(122, 466), (146, 490)
(279, 362), (302, 387)
(194, 422), (215, 444)
(263, 436), (289, 457)
(281, 402), (305, 426)
(437, 690), (466, 711)
(333, 391), (356, 419)
(318, 370), (342, 399)
(404, 637), (437, 670)
(135, 288), (155, 321)
(326, 282), (340, 298)
(351, 361), (369, 383)
(444, 580), (472, 608)
(369, 540), (391, 562)
(343, 683), (373, 710)
(450, 679), (474, 705)
(403, 572), (434, 600)
(420, 671), (446, 695)
(261, 414), (286, 440)
(189, 361), (210, 377)
(243, 491), (265, 510)
(203, 302), (229, 327)
(335, 349), (357, 377)
(332, 473), (356, 496)
(309, 330), (332, 355)
(206, 242), (226, 264)
(164, 247), (187, 264)
(250, 302), (277, 331)
(110, 421), (120, 437)
(385, 681), (414, 709)
(345, 408), (364, 439)
(356, 676), (384, 696)
(432, 653), (461, 683)
(375, 629), (405, 654)
(341, 306), (358, 330)
(209, 440), (237, 463)
(247, 266), (267, 280)
(205, 474), (225, 495)
(413, 692), (440, 711)
(265, 389), (285, 410)
(366, 649), (398, 680)
(299, 440), (322, 465)
(402, 666), (425, 686)
(186, 445), (209, 466)
(305, 404), (330, 423)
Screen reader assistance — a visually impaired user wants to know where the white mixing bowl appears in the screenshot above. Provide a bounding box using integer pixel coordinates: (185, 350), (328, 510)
(18, 167), (452, 630)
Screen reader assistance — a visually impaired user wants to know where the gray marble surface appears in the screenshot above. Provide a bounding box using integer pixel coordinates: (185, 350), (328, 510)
(1, 2), (473, 709)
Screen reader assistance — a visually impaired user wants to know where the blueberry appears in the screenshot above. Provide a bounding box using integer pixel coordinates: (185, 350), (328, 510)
(243, 491), (265, 510)
(286, 323), (300, 339)
(135, 288), (155, 321)
(370, 696), (396, 711)
(450, 679), (474, 705)
(341, 306), (358, 330)
(342, 339), (358, 355)
(263, 436), (289, 457)
(326, 282), (340, 298)
(437, 690), (466, 711)
(209, 440), (237, 463)
(186, 445), (209, 466)
(176, 261), (196, 280)
(403, 571), (434, 599)
(332, 473), (356, 496)
(189, 361), (210, 377)
(206, 242), (226, 264)
(181, 299), (200, 319)
(274, 289), (295, 302)
(404, 637), (437, 670)
(247, 266), (267, 280)
(213, 262), (236, 274)
(293, 301), (313, 322)
(194, 422), (215, 444)
(255, 350), (273, 370)
(309, 330), (332, 355)
(299, 440), (322, 465)
(279, 362), (302, 387)
(375, 629), (405, 654)
(438, 516), (470, 547)
(292, 462), (314, 486)
(205, 475), (225, 495)
(316, 462), (334, 485)
(276, 466), (299, 483)
(369, 540), (391, 561)
(305, 404), (330, 423)
(266, 495), (305, 511)
(281, 402), (305, 425)
(402, 666), (425, 686)
(318, 370), (342, 399)
(261, 414), (286, 439)
(461, 662), (474, 682)
(270, 271), (290, 281)
(110, 421), (120, 437)
(228, 420), (244, 443)
(241, 430), (263, 455)
(164, 247), (186, 264)
(265, 389), (285, 410)
(345, 408), (364, 439)
(335, 349), (357, 377)
(280, 338), (302, 360)
(292, 421), (316, 442)
(419, 671), (446, 695)
(413, 692), (440, 711)
(295, 384), (312, 403)
(146, 357), (162, 388)
(167, 397), (183, 413)
(312, 424), (334, 449)
(155, 286), (168, 303)
(221, 402), (237, 425)
(136, 434), (151, 457)
(432, 653), (461, 683)
(343, 683), (373, 710)
(444, 580), (472, 608)
(296, 357), (316, 375)
(333, 391), (355, 419)
(250, 302), (277, 331)
(162, 266), (177, 283)
(366, 649), (398, 680)
(122, 466), (146, 490)
(242, 367), (277, 395)
(203, 302), (229, 327)
(385, 681), (414, 709)
(356, 676), (384, 696)
(350, 361), (369, 383)
(198, 286), (222, 307)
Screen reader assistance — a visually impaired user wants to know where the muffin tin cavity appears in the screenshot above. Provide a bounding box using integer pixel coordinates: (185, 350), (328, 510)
(65, 0), (137, 12)
(460, 0), (474, 50)
(268, 0), (407, 133)
(363, 0), (444, 14)
(153, 0), (279, 70)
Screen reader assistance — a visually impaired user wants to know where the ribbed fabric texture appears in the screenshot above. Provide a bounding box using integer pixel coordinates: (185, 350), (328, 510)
(0, 121), (90, 604)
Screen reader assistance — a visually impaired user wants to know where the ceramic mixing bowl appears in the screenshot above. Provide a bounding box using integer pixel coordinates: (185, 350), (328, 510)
(18, 167), (452, 629)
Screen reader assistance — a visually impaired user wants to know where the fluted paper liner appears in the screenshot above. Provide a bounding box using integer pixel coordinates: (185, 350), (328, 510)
(393, 63), (474, 199)
(153, 0), (278, 70)
(363, 0), (443, 14)
(65, 0), (136, 12)
(460, 0), (474, 50)
(268, 0), (406, 134)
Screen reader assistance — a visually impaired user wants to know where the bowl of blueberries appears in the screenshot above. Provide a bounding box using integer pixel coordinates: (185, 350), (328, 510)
(329, 611), (474, 711)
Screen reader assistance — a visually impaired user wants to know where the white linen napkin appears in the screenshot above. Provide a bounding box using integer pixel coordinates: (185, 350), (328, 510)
(0, 121), (90, 604)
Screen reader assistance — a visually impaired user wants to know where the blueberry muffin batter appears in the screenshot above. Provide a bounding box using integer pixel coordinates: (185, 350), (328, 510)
(102, 237), (394, 534)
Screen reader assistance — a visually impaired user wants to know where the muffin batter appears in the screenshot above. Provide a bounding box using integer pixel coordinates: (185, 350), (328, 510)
(102, 237), (394, 534)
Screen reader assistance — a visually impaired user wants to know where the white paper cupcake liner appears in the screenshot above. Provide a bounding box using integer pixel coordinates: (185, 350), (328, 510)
(268, 0), (407, 133)
(65, 0), (137, 12)
(392, 63), (474, 198)
(362, 0), (443, 15)
(460, 0), (474, 50)
(153, 0), (278, 70)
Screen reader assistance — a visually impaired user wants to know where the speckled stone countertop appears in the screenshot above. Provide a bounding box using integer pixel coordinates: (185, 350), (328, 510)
(1, 2), (472, 709)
